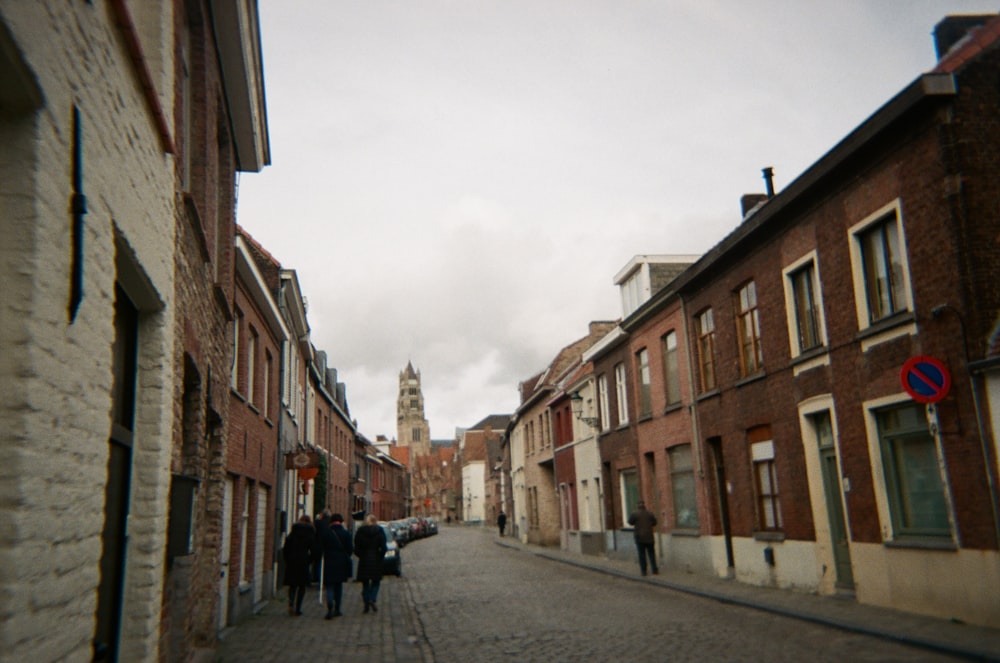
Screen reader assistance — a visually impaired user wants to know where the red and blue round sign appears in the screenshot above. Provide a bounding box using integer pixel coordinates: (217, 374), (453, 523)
(900, 355), (951, 404)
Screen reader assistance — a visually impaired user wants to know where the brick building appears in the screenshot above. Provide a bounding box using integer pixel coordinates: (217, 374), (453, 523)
(223, 232), (287, 626)
(587, 14), (1000, 628)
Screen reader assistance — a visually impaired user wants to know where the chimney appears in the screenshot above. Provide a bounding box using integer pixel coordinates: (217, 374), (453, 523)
(934, 15), (993, 59)
(740, 193), (768, 219)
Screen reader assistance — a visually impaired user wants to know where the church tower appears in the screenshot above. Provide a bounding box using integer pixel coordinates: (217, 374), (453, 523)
(397, 362), (431, 455)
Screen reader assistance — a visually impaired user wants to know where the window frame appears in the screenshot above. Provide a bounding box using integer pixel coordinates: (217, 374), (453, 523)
(615, 363), (629, 425)
(735, 281), (763, 377)
(750, 439), (782, 532)
(782, 251), (827, 357)
(668, 444), (699, 529)
(661, 330), (680, 406)
(848, 200), (914, 332)
(598, 373), (611, 432)
(696, 308), (717, 392)
(868, 401), (954, 541)
(636, 348), (652, 418)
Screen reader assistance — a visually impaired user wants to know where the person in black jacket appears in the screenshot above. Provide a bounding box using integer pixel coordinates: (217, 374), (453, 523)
(282, 515), (316, 616)
(317, 511), (353, 619)
(353, 514), (388, 613)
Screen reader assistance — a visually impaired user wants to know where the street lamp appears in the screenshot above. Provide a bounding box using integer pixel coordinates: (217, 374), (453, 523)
(569, 391), (600, 428)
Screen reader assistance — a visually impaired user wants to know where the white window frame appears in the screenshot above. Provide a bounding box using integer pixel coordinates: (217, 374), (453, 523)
(246, 326), (257, 405)
(615, 363), (629, 425)
(662, 331), (680, 406)
(862, 394), (956, 543)
(848, 200), (915, 341)
(598, 373), (611, 432)
(636, 348), (651, 418)
(782, 250), (829, 358)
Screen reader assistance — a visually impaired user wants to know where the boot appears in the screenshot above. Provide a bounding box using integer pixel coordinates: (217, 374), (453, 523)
(325, 603), (334, 620)
(363, 602), (370, 614)
(370, 602), (377, 613)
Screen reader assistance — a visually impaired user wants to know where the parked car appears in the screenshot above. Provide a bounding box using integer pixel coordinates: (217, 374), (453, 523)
(380, 524), (402, 576)
(425, 518), (438, 535)
(407, 517), (424, 540)
(388, 520), (410, 546)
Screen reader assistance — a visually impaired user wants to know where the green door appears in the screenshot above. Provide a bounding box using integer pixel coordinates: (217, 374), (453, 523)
(821, 447), (854, 590)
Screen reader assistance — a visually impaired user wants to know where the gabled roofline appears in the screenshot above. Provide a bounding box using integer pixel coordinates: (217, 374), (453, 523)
(235, 235), (289, 341)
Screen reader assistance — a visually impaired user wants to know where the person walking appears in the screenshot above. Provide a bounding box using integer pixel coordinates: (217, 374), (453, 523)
(282, 515), (316, 616)
(316, 511), (353, 619)
(353, 514), (388, 613)
(628, 500), (659, 576)
(497, 510), (507, 537)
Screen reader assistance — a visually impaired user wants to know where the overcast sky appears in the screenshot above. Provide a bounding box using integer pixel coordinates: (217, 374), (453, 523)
(237, 0), (999, 442)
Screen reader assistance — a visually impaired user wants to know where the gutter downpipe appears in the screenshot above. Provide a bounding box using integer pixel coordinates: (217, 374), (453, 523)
(678, 295), (703, 479)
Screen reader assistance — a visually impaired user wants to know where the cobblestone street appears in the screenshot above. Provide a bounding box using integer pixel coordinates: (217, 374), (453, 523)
(216, 526), (994, 662)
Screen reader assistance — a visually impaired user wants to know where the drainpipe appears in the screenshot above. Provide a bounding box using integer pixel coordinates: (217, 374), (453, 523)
(678, 295), (703, 478)
(931, 304), (1000, 548)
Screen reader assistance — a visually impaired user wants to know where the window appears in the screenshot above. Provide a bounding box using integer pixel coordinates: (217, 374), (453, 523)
(784, 257), (824, 354)
(231, 311), (242, 390)
(263, 351), (272, 419)
(615, 363), (629, 425)
(621, 468), (639, 524)
(636, 349), (651, 418)
(696, 308), (717, 391)
(736, 281), (763, 376)
(861, 215), (905, 322)
(750, 437), (782, 531)
(669, 445), (699, 529)
(849, 202), (912, 329)
(662, 331), (680, 406)
(412, 427), (422, 442)
(875, 403), (950, 538)
(246, 327), (257, 404)
(598, 374), (610, 431)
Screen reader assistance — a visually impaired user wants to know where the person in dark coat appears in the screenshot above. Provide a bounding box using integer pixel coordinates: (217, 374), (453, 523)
(353, 514), (388, 613)
(317, 511), (353, 619)
(282, 515), (316, 616)
(497, 510), (507, 537)
(628, 500), (659, 576)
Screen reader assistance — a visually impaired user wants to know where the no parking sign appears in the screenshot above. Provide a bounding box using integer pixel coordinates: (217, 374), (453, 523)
(900, 356), (951, 404)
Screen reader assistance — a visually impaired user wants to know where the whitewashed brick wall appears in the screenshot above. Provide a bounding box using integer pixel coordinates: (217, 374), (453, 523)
(0, 3), (176, 662)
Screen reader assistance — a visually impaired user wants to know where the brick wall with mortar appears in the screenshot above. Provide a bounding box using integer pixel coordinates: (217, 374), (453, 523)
(592, 340), (638, 532)
(0, 3), (177, 662)
(161, 0), (243, 656)
(225, 272), (281, 624)
(626, 298), (701, 532)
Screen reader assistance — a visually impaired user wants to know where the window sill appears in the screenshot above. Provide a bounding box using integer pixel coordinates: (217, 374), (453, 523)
(752, 531), (786, 542)
(857, 310), (915, 342)
(791, 345), (828, 366)
(616, 423), (631, 431)
(696, 389), (720, 403)
(670, 528), (701, 538)
(248, 402), (260, 415)
(637, 413), (653, 423)
(884, 537), (957, 551)
(735, 371), (767, 388)
(231, 388), (246, 402)
(662, 403), (684, 416)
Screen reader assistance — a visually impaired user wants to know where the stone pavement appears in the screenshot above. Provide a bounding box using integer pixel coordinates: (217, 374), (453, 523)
(495, 533), (1000, 663)
(214, 573), (431, 663)
(215, 527), (1000, 662)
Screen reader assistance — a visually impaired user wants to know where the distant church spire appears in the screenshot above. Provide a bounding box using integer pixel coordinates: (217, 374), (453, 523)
(397, 363), (431, 454)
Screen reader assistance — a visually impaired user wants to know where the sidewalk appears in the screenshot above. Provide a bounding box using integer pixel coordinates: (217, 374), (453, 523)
(494, 533), (1000, 662)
